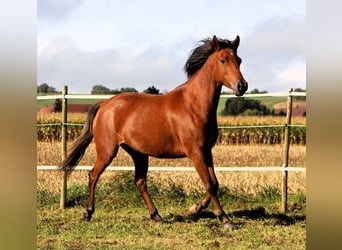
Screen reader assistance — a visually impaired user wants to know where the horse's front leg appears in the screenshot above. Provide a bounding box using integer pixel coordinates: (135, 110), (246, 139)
(189, 149), (237, 229)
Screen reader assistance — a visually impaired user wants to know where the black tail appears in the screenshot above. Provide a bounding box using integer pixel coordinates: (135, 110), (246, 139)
(59, 102), (101, 173)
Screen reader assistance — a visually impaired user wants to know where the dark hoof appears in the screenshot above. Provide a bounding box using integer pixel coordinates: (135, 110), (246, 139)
(82, 212), (92, 221)
(151, 213), (163, 226)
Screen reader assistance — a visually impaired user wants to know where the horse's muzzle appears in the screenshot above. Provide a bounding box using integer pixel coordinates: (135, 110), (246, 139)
(235, 80), (248, 96)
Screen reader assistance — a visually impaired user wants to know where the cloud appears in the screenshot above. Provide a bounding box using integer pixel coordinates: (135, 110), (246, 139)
(37, 36), (190, 93)
(279, 68), (305, 83)
(38, 15), (307, 94)
(37, 3), (305, 94)
(277, 60), (306, 89)
(37, 0), (85, 21)
(241, 15), (306, 91)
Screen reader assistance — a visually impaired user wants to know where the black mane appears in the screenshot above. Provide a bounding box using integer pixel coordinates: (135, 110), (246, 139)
(184, 37), (235, 79)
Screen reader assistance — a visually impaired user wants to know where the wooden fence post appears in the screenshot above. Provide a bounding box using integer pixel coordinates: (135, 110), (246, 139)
(281, 88), (293, 213)
(60, 85), (68, 209)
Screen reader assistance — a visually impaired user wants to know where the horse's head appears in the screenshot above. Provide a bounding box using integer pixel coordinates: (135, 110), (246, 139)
(212, 35), (248, 96)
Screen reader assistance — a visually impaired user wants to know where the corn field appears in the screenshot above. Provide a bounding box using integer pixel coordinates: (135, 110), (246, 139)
(37, 113), (306, 145)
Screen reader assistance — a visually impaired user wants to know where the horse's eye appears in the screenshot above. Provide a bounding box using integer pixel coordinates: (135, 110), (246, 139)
(220, 58), (226, 64)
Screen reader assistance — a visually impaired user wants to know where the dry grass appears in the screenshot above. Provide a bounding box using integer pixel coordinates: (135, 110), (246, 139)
(37, 114), (306, 144)
(37, 142), (306, 196)
(217, 115), (306, 126)
(37, 113), (306, 126)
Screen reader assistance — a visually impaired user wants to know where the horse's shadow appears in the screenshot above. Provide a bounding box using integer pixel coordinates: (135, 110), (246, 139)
(163, 206), (306, 227)
(163, 210), (217, 223)
(229, 206), (306, 226)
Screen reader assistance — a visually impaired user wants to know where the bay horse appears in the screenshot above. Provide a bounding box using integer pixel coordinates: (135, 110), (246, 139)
(60, 35), (248, 229)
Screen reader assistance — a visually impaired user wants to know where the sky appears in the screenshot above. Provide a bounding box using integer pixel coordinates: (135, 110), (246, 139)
(37, 0), (305, 94)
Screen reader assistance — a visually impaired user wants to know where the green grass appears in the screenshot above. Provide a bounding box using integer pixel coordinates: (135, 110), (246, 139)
(37, 98), (103, 111)
(37, 173), (306, 249)
(216, 96), (292, 114)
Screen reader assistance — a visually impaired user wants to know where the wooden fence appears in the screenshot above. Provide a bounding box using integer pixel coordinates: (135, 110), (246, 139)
(37, 86), (306, 213)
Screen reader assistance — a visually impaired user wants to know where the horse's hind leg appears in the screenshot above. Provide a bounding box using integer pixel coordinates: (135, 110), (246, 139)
(189, 194), (211, 215)
(123, 147), (163, 224)
(83, 142), (119, 221)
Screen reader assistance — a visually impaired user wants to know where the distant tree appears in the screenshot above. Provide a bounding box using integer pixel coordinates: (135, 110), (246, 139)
(91, 85), (114, 94)
(119, 87), (138, 93)
(91, 85), (138, 94)
(294, 88), (306, 92)
(277, 109), (286, 116)
(53, 99), (62, 112)
(112, 87), (138, 94)
(293, 88), (306, 101)
(221, 97), (272, 116)
(47, 86), (57, 93)
(37, 83), (48, 93)
(143, 85), (160, 95)
(249, 88), (268, 94)
(37, 83), (58, 93)
(249, 88), (260, 94)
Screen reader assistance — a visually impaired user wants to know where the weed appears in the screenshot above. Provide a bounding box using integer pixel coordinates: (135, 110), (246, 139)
(37, 189), (59, 207)
(65, 184), (88, 207)
(258, 185), (281, 202)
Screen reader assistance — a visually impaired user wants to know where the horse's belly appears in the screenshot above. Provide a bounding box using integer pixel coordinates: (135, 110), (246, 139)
(121, 130), (186, 158)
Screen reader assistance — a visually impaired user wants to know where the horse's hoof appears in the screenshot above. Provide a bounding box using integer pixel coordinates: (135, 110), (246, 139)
(189, 204), (201, 215)
(153, 219), (163, 227)
(81, 212), (91, 221)
(223, 221), (238, 230)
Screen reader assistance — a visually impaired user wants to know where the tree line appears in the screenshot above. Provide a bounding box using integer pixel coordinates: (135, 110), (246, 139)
(37, 83), (305, 116)
(221, 88), (305, 116)
(37, 83), (160, 95)
(37, 83), (60, 94)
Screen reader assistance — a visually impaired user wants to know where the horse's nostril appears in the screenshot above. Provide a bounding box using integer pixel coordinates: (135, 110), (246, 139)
(237, 81), (242, 91)
(236, 81), (247, 96)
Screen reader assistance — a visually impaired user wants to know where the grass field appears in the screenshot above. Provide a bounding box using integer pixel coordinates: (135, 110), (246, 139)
(37, 142), (306, 249)
(37, 185), (306, 249)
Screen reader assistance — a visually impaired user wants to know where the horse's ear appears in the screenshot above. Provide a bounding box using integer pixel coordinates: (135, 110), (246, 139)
(213, 35), (220, 51)
(231, 35), (240, 50)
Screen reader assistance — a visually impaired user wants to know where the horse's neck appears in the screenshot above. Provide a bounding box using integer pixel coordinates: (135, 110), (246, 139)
(184, 73), (222, 120)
